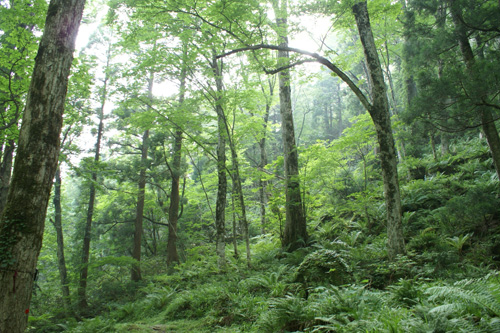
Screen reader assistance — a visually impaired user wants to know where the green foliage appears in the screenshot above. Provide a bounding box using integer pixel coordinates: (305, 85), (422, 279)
(296, 249), (352, 286)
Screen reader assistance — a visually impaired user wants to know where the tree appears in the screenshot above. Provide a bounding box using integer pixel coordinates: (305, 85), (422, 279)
(447, 0), (500, 182)
(51, 166), (71, 312)
(352, 0), (405, 259)
(78, 32), (111, 309)
(211, 54), (228, 269)
(0, 0), (86, 331)
(131, 72), (153, 282)
(271, 0), (308, 251)
(217, 0), (406, 259)
(166, 43), (188, 267)
(0, 1), (46, 214)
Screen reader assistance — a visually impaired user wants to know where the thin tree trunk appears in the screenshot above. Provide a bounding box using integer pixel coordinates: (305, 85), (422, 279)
(166, 129), (182, 266)
(78, 45), (108, 309)
(132, 73), (153, 282)
(52, 166), (71, 312)
(231, 192), (239, 258)
(0, 1), (85, 331)
(166, 45), (188, 267)
(212, 55), (227, 269)
(228, 139), (251, 267)
(0, 140), (14, 215)
(272, 0), (307, 251)
(352, 0), (406, 260)
(259, 79), (274, 234)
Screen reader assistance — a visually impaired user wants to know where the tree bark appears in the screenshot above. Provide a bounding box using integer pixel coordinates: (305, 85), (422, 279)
(259, 79), (274, 234)
(78, 44), (108, 309)
(272, 0), (307, 251)
(228, 135), (251, 267)
(0, 140), (14, 215)
(212, 55), (227, 269)
(166, 46), (188, 267)
(52, 166), (71, 312)
(231, 192), (239, 258)
(352, 0), (406, 260)
(0, 0), (85, 331)
(132, 73), (153, 282)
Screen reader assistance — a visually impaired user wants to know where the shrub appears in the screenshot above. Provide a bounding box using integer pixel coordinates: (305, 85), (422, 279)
(295, 249), (352, 287)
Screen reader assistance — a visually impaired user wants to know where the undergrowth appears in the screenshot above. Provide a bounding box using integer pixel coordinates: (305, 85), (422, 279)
(28, 139), (500, 332)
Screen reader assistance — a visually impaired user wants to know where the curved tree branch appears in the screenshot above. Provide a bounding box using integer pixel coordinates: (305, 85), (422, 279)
(216, 44), (372, 111)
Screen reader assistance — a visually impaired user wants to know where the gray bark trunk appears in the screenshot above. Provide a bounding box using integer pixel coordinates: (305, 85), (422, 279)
(212, 56), (227, 269)
(259, 79), (274, 234)
(166, 46), (188, 267)
(0, 0), (85, 331)
(272, 0), (307, 251)
(132, 73), (154, 282)
(52, 167), (71, 311)
(352, 0), (406, 260)
(228, 138), (251, 267)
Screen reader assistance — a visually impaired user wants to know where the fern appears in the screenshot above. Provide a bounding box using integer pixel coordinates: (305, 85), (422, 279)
(425, 273), (500, 330)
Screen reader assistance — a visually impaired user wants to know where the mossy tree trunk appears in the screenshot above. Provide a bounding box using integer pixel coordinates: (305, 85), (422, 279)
(166, 86), (185, 267)
(212, 55), (227, 269)
(258, 79), (274, 234)
(0, 0), (86, 331)
(272, 0), (307, 251)
(352, 0), (406, 260)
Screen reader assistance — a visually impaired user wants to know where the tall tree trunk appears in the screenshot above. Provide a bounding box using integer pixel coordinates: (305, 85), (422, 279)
(166, 130), (182, 266)
(448, 0), (500, 181)
(212, 55), (227, 269)
(352, 0), (406, 260)
(259, 79), (274, 234)
(0, 0), (85, 331)
(227, 135), (251, 267)
(0, 140), (14, 215)
(166, 46), (188, 267)
(78, 46), (109, 309)
(272, 0), (307, 251)
(231, 192), (239, 258)
(132, 73), (153, 282)
(52, 166), (71, 312)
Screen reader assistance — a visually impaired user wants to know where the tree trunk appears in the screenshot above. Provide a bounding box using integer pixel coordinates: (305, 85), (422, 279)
(0, 0), (85, 331)
(259, 79), (274, 234)
(448, 0), (500, 181)
(132, 73), (153, 282)
(166, 46), (188, 267)
(272, 0), (307, 251)
(52, 166), (71, 312)
(212, 55), (227, 269)
(352, 0), (406, 260)
(231, 192), (239, 258)
(166, 129), (182, 266)
(0, 140), (14, 215)
(78, 45), (108, 309)
(228, 137), (251, 267)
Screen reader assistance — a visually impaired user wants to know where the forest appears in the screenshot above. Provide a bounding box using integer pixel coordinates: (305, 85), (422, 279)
(0, 0), (500, 331)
